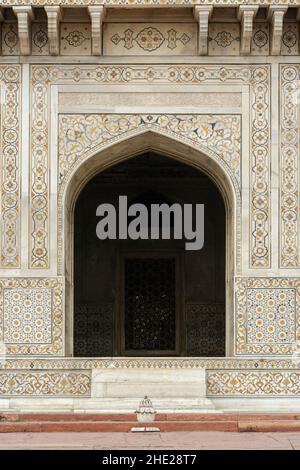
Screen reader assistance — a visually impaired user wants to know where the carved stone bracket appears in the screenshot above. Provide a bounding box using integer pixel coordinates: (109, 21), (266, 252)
(194, 6), (213, 56)
(88, 6), (106, 56)
(45, 6), (61, 56)
(268, 5), (288, 56)
(238, 6), (258, 55)
(13, 6), (33, 56)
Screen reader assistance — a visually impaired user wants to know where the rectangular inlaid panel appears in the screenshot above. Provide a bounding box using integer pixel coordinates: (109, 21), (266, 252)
(60, 23), (92, 55)
(104, 23), (197, 56)
(207, 370), (300, 397)
(0, 278), (64, 355)
(0, 370), (91, 396)
(3, 287), (52, 344)
(246, 288), (296, 344)
(235, 278), (300, 355)
(208, 23), (240, 56)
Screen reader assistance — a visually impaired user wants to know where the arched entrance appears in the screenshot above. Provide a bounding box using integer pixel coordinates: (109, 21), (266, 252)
(63, 131), (237, 357)
(73, 152), (226, 357)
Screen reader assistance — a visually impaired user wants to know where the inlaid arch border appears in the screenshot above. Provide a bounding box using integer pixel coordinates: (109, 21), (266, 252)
(30, 64), (270, 269)
(58, 123), (241, 274)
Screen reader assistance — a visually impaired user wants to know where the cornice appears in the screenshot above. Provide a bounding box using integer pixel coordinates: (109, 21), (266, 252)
(0, 1), (298, 7)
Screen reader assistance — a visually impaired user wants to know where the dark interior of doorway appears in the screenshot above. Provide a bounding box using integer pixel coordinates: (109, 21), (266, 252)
(74, 152), (226, 357)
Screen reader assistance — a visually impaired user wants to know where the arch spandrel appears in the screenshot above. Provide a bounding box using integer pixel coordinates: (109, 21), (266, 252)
(58, 114), (241, 191)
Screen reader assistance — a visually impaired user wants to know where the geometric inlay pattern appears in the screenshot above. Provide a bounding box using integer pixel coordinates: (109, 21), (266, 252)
(280, 65), (300, 268)
(3, 287), (52, 344)
(0, 370), (91, 396)
(235, 278), (300, 355)
(186, 303), (225, 356)
(74, 303), (114, 357)
(0, 66), (21, 268)
(30, 64), (270, 270)
(124, 258), (176, 352)
(246, 288), (296, 344)
(207, 370), (300, 397)
(0, 278), (64, 355)
(0, 357), (298, 371)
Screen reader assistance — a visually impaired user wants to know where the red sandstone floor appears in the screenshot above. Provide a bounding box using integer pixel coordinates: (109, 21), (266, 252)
(0, 431), (300, 450)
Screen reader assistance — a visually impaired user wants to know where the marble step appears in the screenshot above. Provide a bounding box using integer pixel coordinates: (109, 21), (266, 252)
(2, 412), (300, 422)
(1, 413), (300, 432)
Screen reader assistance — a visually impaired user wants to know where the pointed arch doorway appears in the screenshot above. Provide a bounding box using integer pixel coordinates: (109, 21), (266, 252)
(73, 151), (227, 357)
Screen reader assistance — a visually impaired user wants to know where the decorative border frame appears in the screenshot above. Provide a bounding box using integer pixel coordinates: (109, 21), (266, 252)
(207, 369), (300, 397)
(235, 277), (300, 356)
(0, 66), (21, 269)
(0, 358), (298, 371)
(280, 65), (300, 268)
(0, 278), (64, 355)
(30, 64), (270, 270)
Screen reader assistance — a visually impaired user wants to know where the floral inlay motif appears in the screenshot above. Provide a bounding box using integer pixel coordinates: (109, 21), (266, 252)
(207, 370), (300, 397)
(0, 371), (91, 396)
(253, 29), (268, 49)
(111, 26), (191, 52)
(62, 30), (86, 47)
(3, 24), (18, 53)
(212, 31), (239, 48)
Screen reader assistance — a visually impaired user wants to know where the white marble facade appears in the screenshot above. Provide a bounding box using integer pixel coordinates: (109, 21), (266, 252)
(0, 1), (300, 412)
